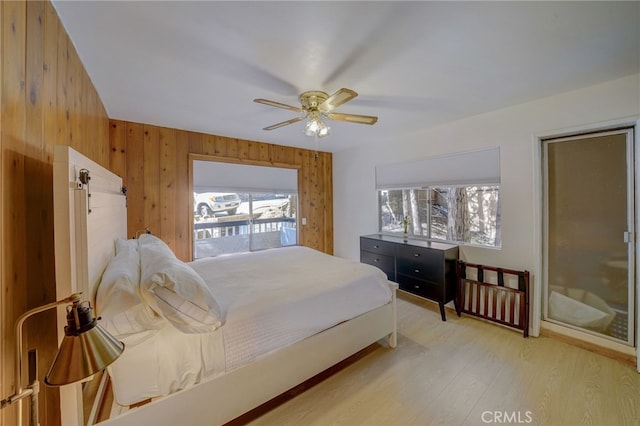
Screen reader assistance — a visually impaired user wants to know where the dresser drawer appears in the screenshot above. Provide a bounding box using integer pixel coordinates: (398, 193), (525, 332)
(397, 274), (444, 302)
(396, 255), (443, 283)
(360, 237), (396, 256)
(395, 244), (440, 263)
(360, 251), (395, 280)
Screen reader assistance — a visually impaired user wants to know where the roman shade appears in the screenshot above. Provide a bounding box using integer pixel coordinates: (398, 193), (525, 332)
(193, 160), (298, 193)
(375, 147), (500, 189)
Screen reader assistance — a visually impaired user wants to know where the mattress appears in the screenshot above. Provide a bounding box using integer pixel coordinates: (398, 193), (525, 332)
(107, 246), (392, 406)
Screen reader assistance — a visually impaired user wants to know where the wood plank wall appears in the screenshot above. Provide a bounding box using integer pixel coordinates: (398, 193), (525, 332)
(0, 2), (110, 425)
(1, 3), (333, 426)
(108, 120), (334, 261)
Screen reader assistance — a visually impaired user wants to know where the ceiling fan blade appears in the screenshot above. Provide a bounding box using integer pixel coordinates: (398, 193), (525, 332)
(254, 98), (303, 113)
(318, 88), (358, 112)
(326, 112), (378, 125)
(263, 116), (306, 131)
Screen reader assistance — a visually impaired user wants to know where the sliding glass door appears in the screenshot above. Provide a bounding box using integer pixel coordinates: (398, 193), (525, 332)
(191, 159), (298, 259)
(543, 128), (635, 345)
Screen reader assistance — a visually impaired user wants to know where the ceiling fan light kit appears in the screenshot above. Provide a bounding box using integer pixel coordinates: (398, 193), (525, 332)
(304, 110), (330, 138)
(254, 88), (378, 139)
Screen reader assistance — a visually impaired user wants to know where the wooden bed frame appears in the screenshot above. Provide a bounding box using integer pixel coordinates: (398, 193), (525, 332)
(53, 145), (398, 425)
(456, 260), (530, 337)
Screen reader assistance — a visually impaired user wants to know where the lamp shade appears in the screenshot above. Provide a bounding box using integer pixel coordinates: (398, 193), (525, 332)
(44, 302), (124, 386)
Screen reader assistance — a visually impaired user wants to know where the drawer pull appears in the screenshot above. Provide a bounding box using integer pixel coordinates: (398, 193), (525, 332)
(374, 245), (379, 248)
(414, 285), (420, 289)
(374, 258), (380, 262)
(414, 269), (420, 273)
(414, 253), (420, 257)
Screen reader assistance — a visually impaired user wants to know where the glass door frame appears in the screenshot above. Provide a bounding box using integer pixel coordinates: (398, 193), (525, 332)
(541, 127), (635, 346)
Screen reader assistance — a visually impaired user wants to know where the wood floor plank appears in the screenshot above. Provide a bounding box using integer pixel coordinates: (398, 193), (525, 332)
(248, 294), (640, 426)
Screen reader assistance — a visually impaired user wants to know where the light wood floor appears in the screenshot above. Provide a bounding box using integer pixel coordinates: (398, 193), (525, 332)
(247, 293), (640, 426)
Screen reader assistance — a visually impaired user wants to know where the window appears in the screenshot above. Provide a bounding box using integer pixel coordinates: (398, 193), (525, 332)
(191, 160), (298, 259)
(375, 147), (501, 248)
(378, 185), (500, 247)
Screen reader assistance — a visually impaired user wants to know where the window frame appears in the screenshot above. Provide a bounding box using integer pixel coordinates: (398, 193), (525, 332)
(189, 154), (300, 260)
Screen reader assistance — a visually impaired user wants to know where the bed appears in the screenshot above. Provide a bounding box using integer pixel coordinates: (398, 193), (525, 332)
(53, 145), (397, 426)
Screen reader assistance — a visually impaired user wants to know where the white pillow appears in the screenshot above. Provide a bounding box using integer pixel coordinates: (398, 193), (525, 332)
(96, 240), (164, 340)
(115, 237), (139, 255)
(138, 234), (223, 333)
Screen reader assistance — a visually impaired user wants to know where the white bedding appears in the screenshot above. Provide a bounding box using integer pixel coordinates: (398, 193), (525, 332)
(106, 245), (392, 406)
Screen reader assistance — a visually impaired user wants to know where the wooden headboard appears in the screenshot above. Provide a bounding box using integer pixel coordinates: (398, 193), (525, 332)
(53, 145), (127, 425)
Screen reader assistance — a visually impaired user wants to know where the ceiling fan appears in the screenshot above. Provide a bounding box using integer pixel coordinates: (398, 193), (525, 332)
(254, 88), (378, 138)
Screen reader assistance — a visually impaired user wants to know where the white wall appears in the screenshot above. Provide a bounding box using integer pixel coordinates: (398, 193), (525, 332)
(333, 73), (640, 332)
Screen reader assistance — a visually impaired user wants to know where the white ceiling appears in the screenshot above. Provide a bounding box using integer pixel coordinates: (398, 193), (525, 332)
(52, 1), (639, 153)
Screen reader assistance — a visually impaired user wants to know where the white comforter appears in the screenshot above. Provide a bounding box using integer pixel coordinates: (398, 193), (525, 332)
(108, 246), (392, 406)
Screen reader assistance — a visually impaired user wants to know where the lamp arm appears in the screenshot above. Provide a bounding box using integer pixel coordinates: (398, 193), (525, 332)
(0, 292), (82, 424)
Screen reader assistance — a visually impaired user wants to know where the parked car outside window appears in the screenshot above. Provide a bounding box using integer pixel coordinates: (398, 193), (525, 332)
(194, 192), (241, 217)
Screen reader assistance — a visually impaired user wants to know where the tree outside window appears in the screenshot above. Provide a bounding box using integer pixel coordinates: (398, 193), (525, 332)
(378, 185), (500, 248)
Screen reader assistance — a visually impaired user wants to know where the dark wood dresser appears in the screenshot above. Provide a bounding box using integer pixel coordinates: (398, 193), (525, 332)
(360, 234), (459, 321)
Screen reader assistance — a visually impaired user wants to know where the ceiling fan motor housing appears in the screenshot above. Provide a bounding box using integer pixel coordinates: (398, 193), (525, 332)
(300, 91), (329, 111)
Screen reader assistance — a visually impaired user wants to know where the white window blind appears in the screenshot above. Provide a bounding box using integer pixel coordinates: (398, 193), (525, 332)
(375, 147), (500, 189)
(193, 160), (298, 193)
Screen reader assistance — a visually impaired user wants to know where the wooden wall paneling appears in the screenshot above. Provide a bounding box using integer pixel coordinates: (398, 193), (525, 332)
(317, 152), (326, 251)
(82, 66), (92, 161)
(66, 35), (78, 151)
(298, 148), (309, 248)
(159, 126), (177, 250)
(42, 5), (63, 421)
(25, 0), (45, 303)
(0, 0), (4, 418)
(96, 111), (108, 165)
(116, 121), (333, 261)
(108, 119), (127, 179)
(237, 138), (249, 160)
(41, 6), (61, 423)
(201, 133), (215, 156)
(2, 3), (28, 425)
(186, 130), (203, 154)
(306, 149), (321, 250)
(266, 142), (275, 162)
(55, 9), (68, 152)
(197, 133), (210, 155)
(296, 148), (307, 248)
(321, 152), (334, 254)
(0, 1), (5, 424)
(25, 0), (44, 333)
(213, 134), (228, 157)
(143, 125), (160, 234)
(62, 27), (75, 145)
(175, 131), (190, 260)
(97, 90), (107, 163)
(272, 143), (295, 165)
(42, 1), (58, 161)
(125, 122), (145, 238)
(25, 2), (60, 421)
(79, 63), (88, 156)
(248, 140), (269, 162)
(1, 2), (111, 425)
(310, 150), (320, 250)
(226, 137), (239, 158)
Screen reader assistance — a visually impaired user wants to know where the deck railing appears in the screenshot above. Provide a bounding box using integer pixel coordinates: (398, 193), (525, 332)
(194, 216), (296, 240)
